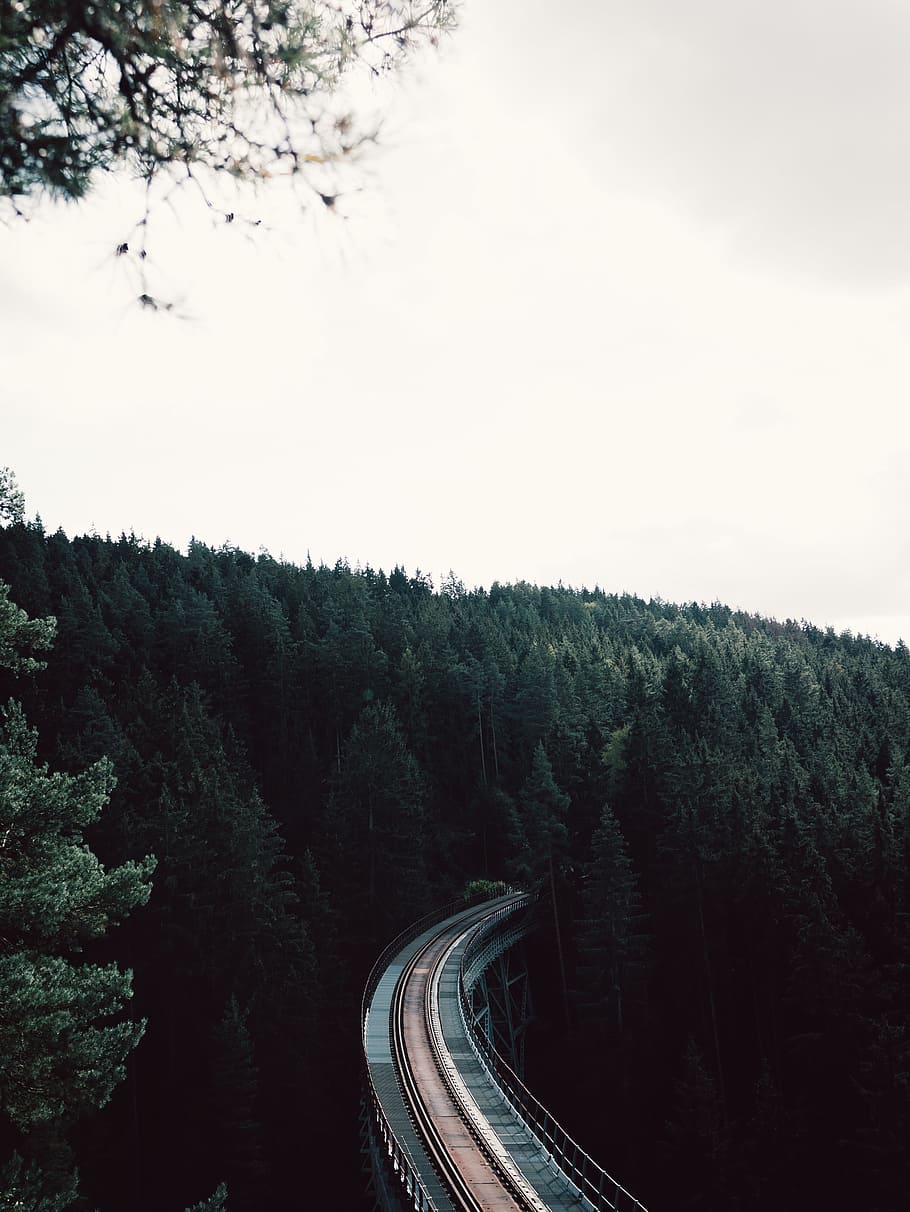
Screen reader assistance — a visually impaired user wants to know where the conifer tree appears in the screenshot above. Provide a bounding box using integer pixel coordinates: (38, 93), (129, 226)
(211, 997), (265, 1212)
(0, 593), (154, 1202)
(517, 743), (571, 1027)
(577, 805), (647, 1035)
(323, 700), (429, 948)
(184, 1184), (228, 1212)
(516, 741), (569, 884)
(0, 470), (155, 1205)
(661, 1039), (730, 1208)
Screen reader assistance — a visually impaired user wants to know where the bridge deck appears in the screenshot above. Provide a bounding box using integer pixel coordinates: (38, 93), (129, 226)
(365, 897), (597, 1211)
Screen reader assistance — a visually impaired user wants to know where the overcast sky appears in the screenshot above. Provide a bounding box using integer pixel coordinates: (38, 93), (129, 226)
(3, 0), (909, 644)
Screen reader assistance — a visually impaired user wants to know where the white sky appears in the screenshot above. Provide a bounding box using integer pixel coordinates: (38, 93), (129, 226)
(3, 0), (910, 644)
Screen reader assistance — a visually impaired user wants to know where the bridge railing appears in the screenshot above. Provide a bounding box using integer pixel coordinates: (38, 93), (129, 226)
(363, 897), (459, 1043)
(458, 901), (649, 1212)
(362, 1078), (440, 1212)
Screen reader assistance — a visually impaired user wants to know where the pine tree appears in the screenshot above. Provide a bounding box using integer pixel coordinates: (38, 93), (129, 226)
(324, 701), (429, 943)
(577, 805), (647, 1035)
(211, 997), (266, 1212)
(184, 1183), (228, 1212)
(517, 743), (572, 1029)
(0, 576), (154, 1204)
(660, 1039), (730, 1208)
(0, 580), (54, 675)
(516, 741), (570, 885)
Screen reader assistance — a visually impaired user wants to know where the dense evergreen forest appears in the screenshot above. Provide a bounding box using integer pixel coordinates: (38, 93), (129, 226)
(1, 498), (908, 1211)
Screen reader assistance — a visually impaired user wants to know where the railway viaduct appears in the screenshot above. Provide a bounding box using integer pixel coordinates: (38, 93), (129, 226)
(361, 893), (648, 1212)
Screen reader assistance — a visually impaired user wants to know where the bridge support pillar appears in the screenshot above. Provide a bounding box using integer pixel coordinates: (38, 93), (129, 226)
(470, 940), (532, 1078)
(360, 1094), (409, 1212)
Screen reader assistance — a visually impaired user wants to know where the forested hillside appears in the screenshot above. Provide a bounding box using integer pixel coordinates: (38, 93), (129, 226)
(1, 513), (908, 1211)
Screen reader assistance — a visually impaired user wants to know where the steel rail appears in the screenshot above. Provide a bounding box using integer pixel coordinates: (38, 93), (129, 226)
(361, 891), (515, 1212)
(392, 918), (491, 1212)
(362, 896), (485, 1212)
(390, 897), (544, 1212)
(425, 924), (550, 1212)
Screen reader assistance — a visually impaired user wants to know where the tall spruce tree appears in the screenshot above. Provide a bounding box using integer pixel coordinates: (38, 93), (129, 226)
(517, 743), (572, 1028)
(0, 470), (154, 1206)
(323, 701), (429, 945)
(0, 572), (154, 1205)
(211, 996), (266, 1212)
(577, 805), (647, 1036)
(516, 741), (569, 885)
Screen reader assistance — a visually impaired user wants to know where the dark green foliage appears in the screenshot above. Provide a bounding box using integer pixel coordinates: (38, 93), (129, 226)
(0, 581), (55, 673)
(0, 505), (909, 1209)
(184, 1183), (228, 1212)
(577, 805), (647, 1035)
(211, 998), (265, 1212)
(323, 700), (430, 949)
(462, 878), (510, 902)
(0, 1151), (77, 1212)
(660, 1039), (730, 1208)
(0, 565), (154, 1206)
(517, 742), (569, 877)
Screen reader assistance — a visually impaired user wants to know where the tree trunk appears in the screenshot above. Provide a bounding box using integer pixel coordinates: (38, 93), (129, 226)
(477, 692), (487, 787)
(550, 855), (572, 1037)
(696, 862), (727, 1125)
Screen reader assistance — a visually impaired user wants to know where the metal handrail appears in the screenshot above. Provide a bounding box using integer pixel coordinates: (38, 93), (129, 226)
(458, 902), (649, 1212)
(362, 896), (463, 1042)
(363, 1077), (440, 1212)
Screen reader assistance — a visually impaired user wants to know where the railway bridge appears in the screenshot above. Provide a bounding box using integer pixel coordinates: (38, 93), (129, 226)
(361, 893), (647, 1212)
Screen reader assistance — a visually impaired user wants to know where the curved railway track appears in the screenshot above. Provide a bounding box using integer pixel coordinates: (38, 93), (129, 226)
(364, 895), (648, 1212)
(391, 899), (541, 1212)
